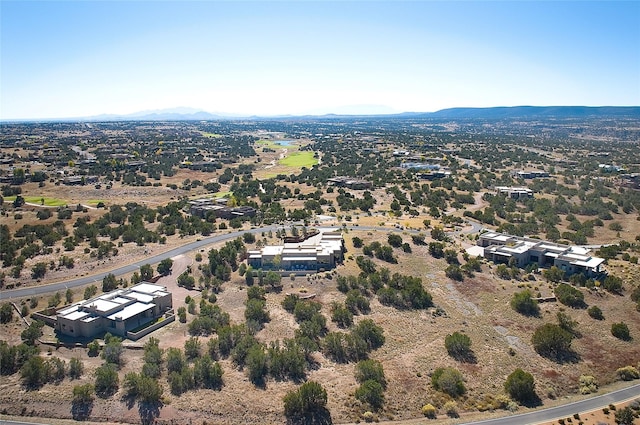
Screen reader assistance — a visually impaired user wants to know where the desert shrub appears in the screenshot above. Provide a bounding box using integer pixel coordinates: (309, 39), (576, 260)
(421, 403), (437, 418)
(72, 383), (94, 404)
(602, 275), (623, 294)
(587, 305), (604, 320)
(616, 366), (640, 381)
(431, 367), (465, 397)
(101, 334), (124, 366)
(531, 323), (573, 361)
(614, 406), (635, 425)
(283, 381), (328, 420)
(355, 379), (385, 410)
(444, 331), (473, 361)
(353, 319), (385, 351)
(20, 355), (49, 388)
(504, 368), (536, 404)
(443, 400), (459, 418)
(94, 363), (119, 397)
(0, 303), (13, 324)
(611, 322), (631, 341)
(330, 302), (353, 328)
(68, 357), (84, 379)
(554, 283), (585, 308)
(579, 375), (598, 394)
(510, 290), (539, 316)
(355, 359), (386, 388)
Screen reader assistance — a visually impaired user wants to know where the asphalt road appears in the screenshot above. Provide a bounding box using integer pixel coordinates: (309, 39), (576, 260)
(462, 383), (640, 425)
(0, 225), (275, 301)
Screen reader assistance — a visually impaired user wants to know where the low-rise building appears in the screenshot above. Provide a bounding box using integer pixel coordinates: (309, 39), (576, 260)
(495, 186), (534, 199)
(327, 176), (373, 190)
(478, 232), (604, 276)
(54, 282), (173, 340)
(417, 171), (451, 180)
(188, 198), (256, 219)
(511, 170), (550, 179)
(247, 229), (344, 273)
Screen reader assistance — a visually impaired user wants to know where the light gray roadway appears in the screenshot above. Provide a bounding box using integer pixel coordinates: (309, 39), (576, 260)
(0, 226), (277, 301)
(461, 383), (640, 425)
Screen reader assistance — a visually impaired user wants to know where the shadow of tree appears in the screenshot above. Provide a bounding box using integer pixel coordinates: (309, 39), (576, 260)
(287, 407), (333, 425)
(71, 400), (93, 421)
(520, 392), (543, 408)
(452, 350), (477, 364)
(541, 348), (581, 364)
(138, 400), (162, 425)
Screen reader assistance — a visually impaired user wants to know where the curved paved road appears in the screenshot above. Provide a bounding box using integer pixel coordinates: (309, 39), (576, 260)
(462, 383), (640, 425)
(0, 225), (275, 301)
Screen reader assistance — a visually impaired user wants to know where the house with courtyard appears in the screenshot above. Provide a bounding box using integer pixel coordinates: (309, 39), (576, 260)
(53, 282), (173, 340)
(247, 229), (344, 273)
(478, 232), (605, 276)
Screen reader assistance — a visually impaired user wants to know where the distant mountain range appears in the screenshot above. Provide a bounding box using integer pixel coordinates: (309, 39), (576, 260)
(5, 106), (640, 122)
(411, 106), (640, 119)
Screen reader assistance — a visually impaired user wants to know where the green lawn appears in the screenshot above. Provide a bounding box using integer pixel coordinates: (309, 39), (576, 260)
(4, 196), (67, 207)
(279, 151), (318, 168)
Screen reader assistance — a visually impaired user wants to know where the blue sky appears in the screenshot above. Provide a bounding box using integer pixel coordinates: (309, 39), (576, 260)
(1, 1), (639, 119)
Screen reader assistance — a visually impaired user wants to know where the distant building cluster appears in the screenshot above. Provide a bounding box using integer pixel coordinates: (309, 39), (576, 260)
(417, 170), (451, 180)
(495, 186), (534, 199)
(598, 164), (625, 173)
(248, 229), (344, 273)
(511, 170), (550, 179)
(188, 198), (257, 219)
(53, 283), (173, 340)
(478, 232), (605, 276)
(620, 174), (640, 190)
(327, 176), (373, 190)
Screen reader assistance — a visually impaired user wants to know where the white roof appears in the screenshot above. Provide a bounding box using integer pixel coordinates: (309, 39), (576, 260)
(126, 292), (154, 303)
(131, 282), (165, 295)
(90, 299), (120, 312)
(107, 302), (153, 321)
(574, 257), (605, 268)
(61, 310), (91, 321)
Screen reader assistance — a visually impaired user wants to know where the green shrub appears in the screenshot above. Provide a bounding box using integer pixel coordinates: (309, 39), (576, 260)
(611, 322), (631, 341)
(283, 381), (328, 419)
(504, 368), (536, 404)
(587, 305), (604, 320)
(431, 367), (465, 397)
(554, 283), (585, 308)
(355, 379), (385, 410)
(510, 290), (540, 316)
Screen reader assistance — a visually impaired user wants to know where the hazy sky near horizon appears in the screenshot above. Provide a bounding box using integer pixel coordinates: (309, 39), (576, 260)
(2, 1), (639, 119)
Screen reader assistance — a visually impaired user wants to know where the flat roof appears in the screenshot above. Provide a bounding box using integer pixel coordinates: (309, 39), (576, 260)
(132, 282), (165, 295)
(282, 256), (317, 261)
(112, 296), (132, 304)
(126, 292), (154, 303)
(574, 257), (605, 268)
(89, 299), (120, 312)
(61, 310), (91, 321)
(107, 302), (154, 321)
